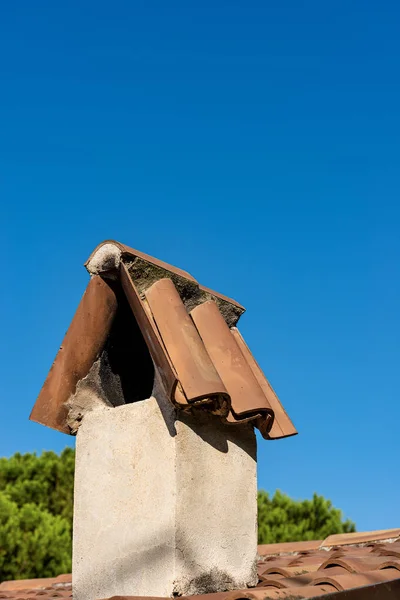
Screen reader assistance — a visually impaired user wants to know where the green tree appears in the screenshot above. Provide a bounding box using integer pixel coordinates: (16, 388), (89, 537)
(0, 492), (71, 580)
(257, 489), (356, 544)
(0, 448), (75, 523)
(0, 448), (74, 581)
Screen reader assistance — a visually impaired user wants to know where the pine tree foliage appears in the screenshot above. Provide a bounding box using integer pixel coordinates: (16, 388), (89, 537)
(0, 449), (74, 580)
(0, 492), (71, 580)
(257, 489), (355, 544)
(0, 448), (74, 523)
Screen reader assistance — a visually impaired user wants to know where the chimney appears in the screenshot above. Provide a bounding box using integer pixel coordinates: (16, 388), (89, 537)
(30, 241), (296, 600)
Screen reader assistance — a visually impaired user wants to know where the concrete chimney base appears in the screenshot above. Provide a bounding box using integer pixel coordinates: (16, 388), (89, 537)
(73, 392), (258, 600)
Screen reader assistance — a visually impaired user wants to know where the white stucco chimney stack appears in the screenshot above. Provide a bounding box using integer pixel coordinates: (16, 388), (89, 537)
(73, 386), (258, 600)
(30, 240), (296, 600)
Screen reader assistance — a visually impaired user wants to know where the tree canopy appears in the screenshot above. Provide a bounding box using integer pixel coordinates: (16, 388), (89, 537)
(0, 448), (74, 580)
(0, 448), (355, 580)
(257, 489), (355, 544)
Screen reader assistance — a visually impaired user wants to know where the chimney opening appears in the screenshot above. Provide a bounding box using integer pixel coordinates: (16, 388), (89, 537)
(97, 284), (155, 405)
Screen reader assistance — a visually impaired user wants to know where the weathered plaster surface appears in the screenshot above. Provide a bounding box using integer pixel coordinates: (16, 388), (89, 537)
(73, 387), (257, 600)
(73, 397), (176, 600)
(66, 359), (112, 434)
(86, 243), (122, 276)
(174, 411), (257, 595)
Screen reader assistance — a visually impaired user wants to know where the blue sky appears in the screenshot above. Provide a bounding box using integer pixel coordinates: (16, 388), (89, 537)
(1, 1), (399, 532)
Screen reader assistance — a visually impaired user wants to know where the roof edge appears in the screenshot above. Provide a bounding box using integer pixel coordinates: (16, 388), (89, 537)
(85, 240), (245, 313)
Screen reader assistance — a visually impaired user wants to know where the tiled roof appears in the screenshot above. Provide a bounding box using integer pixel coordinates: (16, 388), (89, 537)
(0, 574), (72, 599)
(254, 529), (400, 597)
(2, 530), (400, 600)
(30, 240), (296, 440)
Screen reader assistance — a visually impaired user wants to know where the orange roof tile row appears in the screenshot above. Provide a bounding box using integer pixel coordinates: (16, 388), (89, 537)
(30, 240), (296, 440)
(0, 573), (72, 599)
(3, 530), (400, 600)
(257, 529), (400, 557)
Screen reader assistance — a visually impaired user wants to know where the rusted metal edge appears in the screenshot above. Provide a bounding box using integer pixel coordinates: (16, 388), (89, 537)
(145, 278), (230, 417)
(29, 276), (118, 434)
(231, 327), (297, 440)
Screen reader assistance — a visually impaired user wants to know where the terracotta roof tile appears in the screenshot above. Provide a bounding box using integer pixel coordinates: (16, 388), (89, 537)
(190, 300), (273, 431)
(252, 586), (337, 598)
(258, 540), (323, 557)
(86, 240), (196, 282)
(230, 328), (297, 439)
(85, 240), (245, 311)
(0, 574), (72, 599)
(248, 530), (400, 598)
(319, 555), (400, 572)
(0, 575), (71, 591)
(312, 567), (400, 592)
(29, 276), (118, 434)
(120, 263), (179, 401)
(373, 542), (400, 558)
(145, 280), (229, 415)
(30, 240), (294, 441)
(321, 529), (400, 548)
